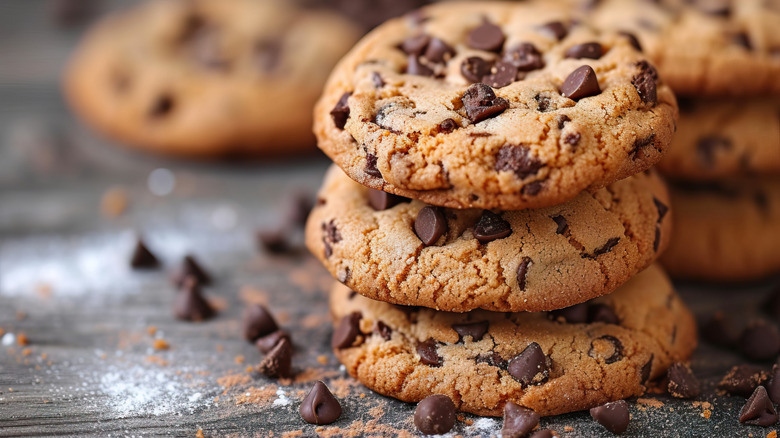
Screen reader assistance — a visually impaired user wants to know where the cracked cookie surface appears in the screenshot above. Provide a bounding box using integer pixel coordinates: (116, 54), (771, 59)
(661, 178), (780, 282)
(65, 0), (360, 157)
(329, 264), (697, 416)
(306, 165), (672, 312)
(314, 1), (677, 210)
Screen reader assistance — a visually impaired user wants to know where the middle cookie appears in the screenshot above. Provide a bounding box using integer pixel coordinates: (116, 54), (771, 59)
(306, 166), (671, 312)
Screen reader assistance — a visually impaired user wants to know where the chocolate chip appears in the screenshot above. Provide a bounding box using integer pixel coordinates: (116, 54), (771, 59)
(563, 132), (581, 148)
(461, 57), (493, 83)
(299, 381), (342, 425)
(733, 32), (752, 50)
(173, 277), (216, 322)
(174, 255), (211, 287)
(257, 227), (295, 254)
(564, 42), (603, 59)
(739, 321), (780, 361)
(414, 395), (456, 435)
(337, 269), (350, 284)
(561, 65), (601, 100)
(740, 386), (778, 426)
(551, 215), (568, 235)
(508, 342), (549, 386)
(701, 311), (740, 348)
(632, 61), (658, 106)
(476, 351), (508, 369)
(401, 34), (431, 55)
(588, 237), (620, 258)
(364, 153), (382, 178)
(630, 134), (656, 160)
(473, 210), (512, 243)
(484, 61), (519, 88)
(330, 92), (352, 130)
(549, 303), (588, 324)
(375, 321), (392, 341)
(368, 188), (408, 211)
(590, 400), (630, 434)
(407, 54), (435, 76)
(414, 206), (448, 246)
(417, 338), (442, 366)
(255, 330), (290, 354)
(372, 72), (385, 88)
(190, 28), (229, 71)
(589, 335), (623, 364)
(331, 312), (362, 349)
(557, 115), (571, 129)
(452, 321), (489, 342)
(654, 197), (669, 221)
(539, 21), (568, 40)
(424, 38), (455, 63)
(438, 118), (458, 134)
(641, 355), (654, 384)
(461, 83), (510, 123)
(619, 31), (642, 52)
(501, 402), (540, 438)
(130, 239), (159, 269)
(535, 93), (554, 112)
(697, 135), (731, 168)
(243, 304), (279, 342)
(148, 94), (175, 119)
(516, 257), (532, 290)
(767, 363), (780, 404)
(257, 337), (293, 378)
(589, 304), (620, 324)
(667, 362), (701, 399)
(322, 219), (342, 258)
(718, 365), (769, 397)
(468, 22), (505, 52)
(495, 144), (543, 179)
(502, 43), (545, 71)
(522, 181), (544, 196)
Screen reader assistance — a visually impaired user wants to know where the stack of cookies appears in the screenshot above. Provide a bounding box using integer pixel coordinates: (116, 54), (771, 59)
(305, 1), (697, 420)
(582, 0), (780, 282)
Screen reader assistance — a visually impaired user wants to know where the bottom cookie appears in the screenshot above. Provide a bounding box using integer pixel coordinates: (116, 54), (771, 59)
(661, 178), (780, 282)
(330, 264), (696, 416)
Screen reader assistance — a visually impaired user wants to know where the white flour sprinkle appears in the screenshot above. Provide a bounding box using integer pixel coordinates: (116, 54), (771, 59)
(1, 332), (15, 346)
(273, 388), (292, 406)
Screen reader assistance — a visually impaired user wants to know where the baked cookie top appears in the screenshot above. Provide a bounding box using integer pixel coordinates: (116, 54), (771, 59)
(330, 264), (697, 416)
(65, 0), (361, 157)
(306, 165), (672, 312)
(583, 0), (780, 97)
(314, 1), (677, 210)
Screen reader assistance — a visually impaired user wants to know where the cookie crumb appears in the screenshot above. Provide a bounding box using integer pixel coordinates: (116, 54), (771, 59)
(101, 187), (128, 217)
(195, 429), (205, 438)
(22, 348), (32, 356)
(147, 326), (157, 336)
(701, 409), (712, 419)
(768, 431), (777, 438)
(16, 312), (26, 321)
(153, 339), (170, 350)
(17, 334), (29, 346)
(564, 426), (574, 432)
(317, 355), (328, 365)
(234, 355), (245, 365)
(637, 398), (665, 408)
(145, 355), (169, 366)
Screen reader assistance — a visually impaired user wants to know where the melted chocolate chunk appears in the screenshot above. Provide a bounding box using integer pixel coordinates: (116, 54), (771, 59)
(588, 335), (624, 364)
(452, 321), (489, 342)
(461, 83), (510, 123)
(495, 144), (543, 179)
(330, 92), (352, 129)
(473, 210), (512, 243)
(632, 61), (658, 106)
(508, 342), (549, 386)
(417, 338), (442, 366)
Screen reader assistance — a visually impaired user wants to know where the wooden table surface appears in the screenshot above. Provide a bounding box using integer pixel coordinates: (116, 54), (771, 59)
(1, 1), (779, 437)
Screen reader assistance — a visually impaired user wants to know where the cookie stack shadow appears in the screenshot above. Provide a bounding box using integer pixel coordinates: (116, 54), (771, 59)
(304, 1), (697, 419)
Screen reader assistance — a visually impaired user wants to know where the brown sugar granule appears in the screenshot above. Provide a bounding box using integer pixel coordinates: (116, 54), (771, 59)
(195, 429), (205, 438)
(16, 334), (29, 346)
(235, 385), (278, 405)
(153, 339), (170, 351)
(216, 373), (251, 391)
(234, 355), (245, 365)
(101, 186), (128, 217)
(317, 355), (328, 365)
(637, 397), (665, 408)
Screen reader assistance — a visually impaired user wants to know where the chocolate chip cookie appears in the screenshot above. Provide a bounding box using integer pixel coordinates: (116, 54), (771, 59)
(329, 264), (697, 416)
(65, 0), (361, 157)
(660, 178), (780, 282)
(584, 0), (780, 96)
(314, 1), (677, 210)
(657, 98), (780, 180)
(306, 165), (672, 312)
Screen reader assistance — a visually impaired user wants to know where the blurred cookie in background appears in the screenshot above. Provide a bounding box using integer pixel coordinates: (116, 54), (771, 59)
(301, 0), (432, 31)
(64, 0), (361, 158)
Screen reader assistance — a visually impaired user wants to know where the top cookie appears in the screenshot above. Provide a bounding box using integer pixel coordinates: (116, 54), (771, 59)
(314, 1), (677, 210)
(65, 0), (361, 158)
(584, 0), (780, 96)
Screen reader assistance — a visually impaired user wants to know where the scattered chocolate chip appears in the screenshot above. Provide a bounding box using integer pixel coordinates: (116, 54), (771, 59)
(257, 227), (293, 254)
(551, 215), (568, 235)
(697, 135), (731, 168)
(539, 21), (568, 40)
(632, 61), (658, 106)
(718, 365), (769, 397)
(619, 31), (642, 52)
(503, 43), (545, 71)
(130, 239), (159, 269)
(590, 400), (630, 434)
(148, 94), (175, 119)
(372, 72), (385, 88)
(375, 321), (392, 340)
(425, 38), (455, 63)
(589, 335), (624, 364)
(516, 257), (532, 290)
(461, 57), (493, 83)
(473, 210), (512, 243)
(330, 92), (352, 130)
(468, 21), (505, 52)
(368, 188), (408, 211)
(417, 338), (442, 366)
(483, 61), (519, 88)
(495, 144), (543, 179)
(173, 277), (215, 322)
(243, 304), (279, 342)
(701, 311), (740, 348)
(256, 330), (290, 354)
(255, 39), (282, 72)
(476, 351), (508, 369)
(174, 255), (211, 287)
(564, 42), (603, 59)
(461, 83), (510, 123)
(332, 312), (362, 349)
(667, 362), (701, 399)
(501, 402), (540, 438)
(549, 303), (588, 324)
(258, 337), (293, 378)
(414, 206), (448, 246)
(740, 386), (778, 426)
(364, 153), (382, 178)
(452, 321), (489, 342)
(589, 304), (620, 324)
(299, 381), (342, 425)
(641, 355), (654, 384)
(767, 363), (780, 404)
(561, 65), (601, 100)
(407, 54), (435, 76)
(414, 395), (456, 435)
(438, 118), (458, 133)
(508, 342), (549, 386)
(401, 34), (431, 55)
(739, 320), (780, 361)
